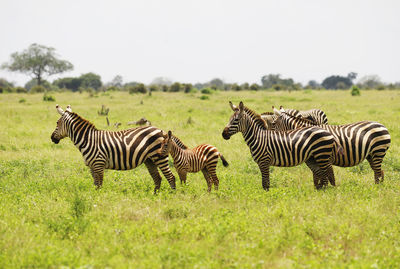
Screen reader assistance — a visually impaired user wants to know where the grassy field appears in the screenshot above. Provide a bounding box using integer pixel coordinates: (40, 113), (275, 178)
(0, 90), (399, 268)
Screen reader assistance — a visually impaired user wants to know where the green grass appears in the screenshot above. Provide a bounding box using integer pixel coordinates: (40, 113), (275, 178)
(0, 90), (399, 268)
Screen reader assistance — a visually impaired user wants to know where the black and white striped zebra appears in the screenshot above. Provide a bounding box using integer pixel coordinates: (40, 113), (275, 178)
(261, 107), (328, 128)
(271, 107), (391, 184)
(50, 105), (176, 193)
(158, 131), (229, 192)
(222, 101), (338, 190)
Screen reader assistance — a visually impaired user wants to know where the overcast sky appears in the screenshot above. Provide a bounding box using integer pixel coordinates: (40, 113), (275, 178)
(0, 0), (399, 86)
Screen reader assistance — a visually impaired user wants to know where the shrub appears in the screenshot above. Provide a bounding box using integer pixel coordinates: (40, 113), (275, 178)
(129, 83), (147, 94)
(201, 88), (213, 94)
(19, 98), (26, 103)
(250, 83), (260, 91)
(30, 85), (46, 93)
(351, 85), (360, 96)
(0, 87), (3, 93)
(377, 85), (385, 91)
(200, 95), (209, 100)
(43, 93), (56, 102)
(169, 82), (182, 92)
(15, 87), (27, 93)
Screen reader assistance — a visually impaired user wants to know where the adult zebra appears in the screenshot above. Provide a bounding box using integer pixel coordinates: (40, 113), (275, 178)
(222, 101), (338, 190)
(261, 107), (328, 128)
(158, 131), (229, 192)
(271, 107), (391, 184)
(50, 105), (176, 193)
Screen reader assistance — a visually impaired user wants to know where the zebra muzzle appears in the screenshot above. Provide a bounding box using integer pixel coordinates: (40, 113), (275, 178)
(51, 134), (60, 144)
(222, 128), (231, 140)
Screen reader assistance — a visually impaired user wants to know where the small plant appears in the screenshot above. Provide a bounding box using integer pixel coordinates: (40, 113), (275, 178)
(351, 85), (360, 96)
(43, 93), (56, 102)
(98, 105), (109, 116)
(19, 98), (26, 103)
(200, 95), (209, 100)
(31, 85), (46, 93)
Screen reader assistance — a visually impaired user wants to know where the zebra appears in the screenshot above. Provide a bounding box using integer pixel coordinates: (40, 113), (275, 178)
(261, 107), (328, 128)
(271, 107), (391, 184)
(158, 130), (229, 192)
(222, 101), (339, 190)
(50, 105), (176, 193)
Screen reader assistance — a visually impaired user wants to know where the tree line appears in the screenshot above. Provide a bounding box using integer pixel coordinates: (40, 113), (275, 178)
(1, 43), (399, 94)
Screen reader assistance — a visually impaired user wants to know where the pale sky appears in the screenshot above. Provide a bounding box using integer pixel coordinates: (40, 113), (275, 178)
(0, 0), (399, 86)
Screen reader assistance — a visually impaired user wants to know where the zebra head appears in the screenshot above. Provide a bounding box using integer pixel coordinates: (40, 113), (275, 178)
(158, 130), (172, 156)
(51, 104), (72, 144)
(222, 101), (244, 140)
(270, 106), (291, 131)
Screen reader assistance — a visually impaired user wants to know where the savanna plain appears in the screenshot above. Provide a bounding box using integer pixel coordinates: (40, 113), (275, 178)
(0, 90), (400, 268)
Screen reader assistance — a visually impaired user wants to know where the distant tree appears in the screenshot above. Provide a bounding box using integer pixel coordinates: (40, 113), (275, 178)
(351, 85), (360, 96)
(261, 74), (295, 89)
(110, 75), (123, 87)
(347, 72), (358, 81)
(249, 83), (260, 91)
(183, 83), (193, 93)
(241, 82), (249, 90)
(169, 82), (182, 92)
(208, 78), (224, 89)
(1, 43), (73, 86)
(25, 78), (51, 91)
(194, 83), (204, 90)
(161, 85), (169, 92)
(129, 83), (147, 94)
(231, 83), (242, 91)
(148, 84), (160, 92)
(0, 78), (13, 88)
(53, 77), (82, 91)
(357, 75), (382, 89)
(322, 74), (352, 89)
(80, 73), (102, 90)
(151, 77), (172, 86)
(306, 80), (320, 89)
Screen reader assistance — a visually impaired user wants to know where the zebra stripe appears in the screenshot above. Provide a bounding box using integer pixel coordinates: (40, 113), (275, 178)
(159, 131), (229, 192)
(51, 106), (176, 192)
(222, 101), (337, 190)
(261, 107), (328, 128)
(271, 108), (391, 184)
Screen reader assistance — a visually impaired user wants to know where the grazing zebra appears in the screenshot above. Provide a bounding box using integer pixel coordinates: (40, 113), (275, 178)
(261, 107), (328, 128)
(222, 101), (338, 190)
(271, 107), (391, 184)
(158, 131), (229, 192)
(50, 105), (176, 193)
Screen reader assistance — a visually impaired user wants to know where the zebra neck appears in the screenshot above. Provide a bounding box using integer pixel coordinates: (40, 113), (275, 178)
(170, 140), (185, 159)
(68, 119), (97, 150)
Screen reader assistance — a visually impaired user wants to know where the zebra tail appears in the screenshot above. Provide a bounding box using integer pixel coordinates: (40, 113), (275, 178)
(219, 154), (229, 167)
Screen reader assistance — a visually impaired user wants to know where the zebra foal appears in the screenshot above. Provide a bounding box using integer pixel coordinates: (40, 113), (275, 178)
(222, 101), (338, 190)
(271, 107), (391, 184)
(158, 131), (229, 192)
(50, 105), (176, 193)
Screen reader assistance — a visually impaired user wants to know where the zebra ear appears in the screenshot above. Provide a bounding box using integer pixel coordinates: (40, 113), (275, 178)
(66, 105), (72, 113)
(56, 104), (64, 115)
(229, 101), (237, 111)
(168, 130), (172, 138)
(279, 106), (285, 113)
(273, 106), (281, 115)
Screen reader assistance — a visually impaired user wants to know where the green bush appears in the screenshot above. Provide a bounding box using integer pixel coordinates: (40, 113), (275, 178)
(15, 87), (27, 93)
(43, 93), (56, 102)
(250, 83), (260, 91)
(31, 85), (46, 93)
(19, 98), (26, 103)
(201, 88), (213, 94)
(129, 83), (147, 94)
(199, 95), (209, 100)
(351, 85), (360, 96)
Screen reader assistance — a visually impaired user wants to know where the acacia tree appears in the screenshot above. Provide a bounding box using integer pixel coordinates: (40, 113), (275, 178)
(1, 43), (73, 86)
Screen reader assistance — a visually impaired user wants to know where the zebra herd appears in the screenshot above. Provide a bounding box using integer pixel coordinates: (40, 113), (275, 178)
(51, 103), (391, 192)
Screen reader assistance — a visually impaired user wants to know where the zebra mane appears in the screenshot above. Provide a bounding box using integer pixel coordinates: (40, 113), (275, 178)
(171, 135), (188, 149)
(243, 106), (267, 129)
(260, 111), (273, 116)
(69, 112), (98, 130)
(282, 112), (318, 125)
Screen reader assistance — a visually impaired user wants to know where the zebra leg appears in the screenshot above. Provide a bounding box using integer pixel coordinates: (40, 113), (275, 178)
(144, 159), (162, 194)
(177, 170), (187, 185)
(90, 166), (105, 189)
(153, 157), (176, 190)
(257, 160), (270, 190)
(367, 154), (385, 184)
(201, 168), (213, 192)
(206, 162), (219, 191)
(305, 160), (331, 189)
